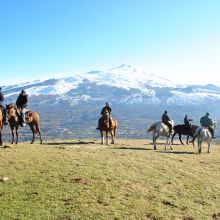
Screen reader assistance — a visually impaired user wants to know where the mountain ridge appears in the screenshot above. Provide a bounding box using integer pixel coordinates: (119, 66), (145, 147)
(2, 64), (220, 140)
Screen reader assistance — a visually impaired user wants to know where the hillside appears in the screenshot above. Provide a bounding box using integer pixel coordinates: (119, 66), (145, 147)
(0, 139), (220, 219)
(2, 64), (220, 140)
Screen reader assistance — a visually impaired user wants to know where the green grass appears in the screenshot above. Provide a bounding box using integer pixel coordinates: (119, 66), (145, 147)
(0, 139), (220, 220)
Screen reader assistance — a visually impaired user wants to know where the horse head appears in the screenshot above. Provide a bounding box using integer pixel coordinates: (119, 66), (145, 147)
(6, 104), (18, 120)
(103, 109), (110, 116)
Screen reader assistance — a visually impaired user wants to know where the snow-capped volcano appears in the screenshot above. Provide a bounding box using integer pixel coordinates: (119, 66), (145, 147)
(3, 64), (177, 97)
(2, 64), (220, 139)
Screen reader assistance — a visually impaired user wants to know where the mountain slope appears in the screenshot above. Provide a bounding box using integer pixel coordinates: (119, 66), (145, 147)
(2, 64), (220, 140)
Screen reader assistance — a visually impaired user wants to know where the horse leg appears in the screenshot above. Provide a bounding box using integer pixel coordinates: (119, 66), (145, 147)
(169, 136), (173, 150)
(11, 127), (15, 144)
(208, 141), (211, 153)
(153, 133), (158, 150)
(113, 127), (117, 144)
(179, 134), (184, 145)
(186, 135), (189, 145)
(15, 126), (19, 144)
(29, 123), (35, 144)
(35, 122), (42, 144)
(198, 139), (202, 154)
(171, 131), (177, 145)
(106, 132), (109, 145)
(39, 130), (43, 144)
(165, 136), (172, 150)
(101, 131), (104, 145)
(110, 130), (114, 144)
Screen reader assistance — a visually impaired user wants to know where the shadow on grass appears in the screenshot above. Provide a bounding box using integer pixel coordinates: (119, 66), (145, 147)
(145, 142), (189, 146)
(44, 141), (96, 146)
(156, 151), (194, 155)
(111, 147), (153, 151)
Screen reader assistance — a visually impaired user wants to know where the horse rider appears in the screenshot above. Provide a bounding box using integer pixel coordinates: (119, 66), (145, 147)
(16, 90), (29, 127)
(162, 110), (172, 134)
(97, 102), (113, 130)
(184, 114), (193, 128)
(200, 112), (216, 138)
(0, 87), (8, 125)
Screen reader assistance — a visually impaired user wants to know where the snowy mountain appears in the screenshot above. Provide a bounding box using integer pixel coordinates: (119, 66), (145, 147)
(2, 64), (220, 139)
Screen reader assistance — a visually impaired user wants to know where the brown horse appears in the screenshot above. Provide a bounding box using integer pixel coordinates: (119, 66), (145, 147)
(0, 110), (3, 145)
(6, 104), (42, 144)
(98, 109), (118, 145)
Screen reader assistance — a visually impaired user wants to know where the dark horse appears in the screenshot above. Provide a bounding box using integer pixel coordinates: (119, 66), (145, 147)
(6, 104), (42, 144)
(98, 109), (118, 145)
(171, 124), (198, 145)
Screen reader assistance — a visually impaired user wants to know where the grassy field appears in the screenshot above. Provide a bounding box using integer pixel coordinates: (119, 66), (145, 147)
(0, 139), (220, 220)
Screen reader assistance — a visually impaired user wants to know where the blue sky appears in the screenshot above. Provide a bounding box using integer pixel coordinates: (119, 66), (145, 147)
(0, 0), (220, 85)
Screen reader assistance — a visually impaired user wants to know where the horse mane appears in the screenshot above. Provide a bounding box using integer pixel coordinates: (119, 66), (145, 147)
(6, 103), (17, 110)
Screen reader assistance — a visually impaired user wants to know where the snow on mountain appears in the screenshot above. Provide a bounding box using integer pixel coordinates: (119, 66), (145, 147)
(2, 64), (220, 139)
(3, 64), (178, 97)
(3, 64), (220, 107)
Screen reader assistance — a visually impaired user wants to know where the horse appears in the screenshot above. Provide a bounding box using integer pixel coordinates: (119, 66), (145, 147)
(148, 121), (174, 150)
(171, 124), (199, 145)
(194, 123), (216, 154)
(98, 109), (118, 145)
(0, 110), (3, 145)
(6, 104), (42, 144)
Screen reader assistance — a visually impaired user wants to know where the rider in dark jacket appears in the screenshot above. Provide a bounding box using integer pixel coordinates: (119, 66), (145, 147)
(184, 115), (193, 127)
(101, 102), (112, 115)
(97, 102), (113, 130)
(184, 114), (193, 136)
(200, 112), (215, 138)
(0, 87), (8, 125)
(16, 90), (29, 126)
(162, 110), (172, 134)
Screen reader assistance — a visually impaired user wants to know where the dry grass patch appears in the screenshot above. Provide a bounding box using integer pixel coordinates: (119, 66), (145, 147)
(0, 139), (219, 219)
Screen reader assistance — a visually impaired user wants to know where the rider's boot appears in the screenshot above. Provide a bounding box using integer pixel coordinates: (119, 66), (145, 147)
(21, 111), (26, 127)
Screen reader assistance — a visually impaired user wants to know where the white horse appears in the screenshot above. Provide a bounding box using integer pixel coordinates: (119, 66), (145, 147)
(194, 123), (216, 154)
(148, 121), (174, 150)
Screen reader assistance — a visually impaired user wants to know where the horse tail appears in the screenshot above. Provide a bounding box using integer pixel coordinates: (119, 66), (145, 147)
(148, 121), (160, 132)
